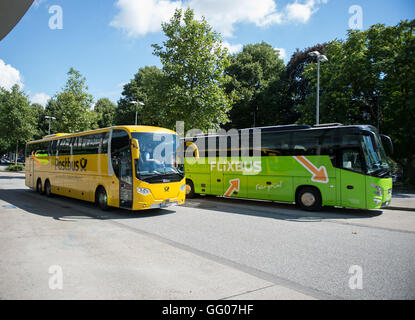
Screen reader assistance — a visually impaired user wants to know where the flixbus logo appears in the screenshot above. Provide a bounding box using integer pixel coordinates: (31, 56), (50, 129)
(55, 157), (88, 171)
(210, 161), (262, 174)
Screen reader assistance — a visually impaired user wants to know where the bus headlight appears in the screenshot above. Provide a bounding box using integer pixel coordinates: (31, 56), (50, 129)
(180, 184), (186, 192)
(136, 187), (151, 196)
(370, 184), (383, 196)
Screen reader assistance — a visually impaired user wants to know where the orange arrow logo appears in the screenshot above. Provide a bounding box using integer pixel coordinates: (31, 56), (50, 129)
(224, 179), (240, 197)
(294, 156), (328, 183)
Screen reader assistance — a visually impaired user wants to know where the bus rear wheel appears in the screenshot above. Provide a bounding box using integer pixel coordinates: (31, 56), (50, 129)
(96, 187), (109, 211)
(36, 179), (44, 195)
(296, 187), (322, 211)
(44, 180), (52, 197)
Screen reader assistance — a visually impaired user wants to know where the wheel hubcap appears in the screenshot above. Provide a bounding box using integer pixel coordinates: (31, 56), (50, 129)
(100, 192), (107, 206)
(185, 184), (191, 195)
(301, 192), (316, 207)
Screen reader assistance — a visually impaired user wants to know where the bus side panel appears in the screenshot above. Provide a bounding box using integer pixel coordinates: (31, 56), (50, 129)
(262, 156), (294, 203)
(290, 156), (337, 207)
(339, 169), (366, 209)
(185, 158), (210, 194)
(25, 155), (34, 189)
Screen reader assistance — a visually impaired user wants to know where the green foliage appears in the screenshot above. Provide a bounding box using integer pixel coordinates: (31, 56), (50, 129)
(94, 98), (116, 128)
(46, 68), (97, 133)
(151, 8), (234, 131)
(0, 85), (36, 161)
(224, 42), (287, 129)
(6, 164), (24, 172)
(298, 20), (415, 182)
(31, 103), (48, 140)
(285, 43), (328, 124)
(115, 66), (163, 126)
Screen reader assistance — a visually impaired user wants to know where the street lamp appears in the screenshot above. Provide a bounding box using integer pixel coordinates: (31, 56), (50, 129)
(44, 116), (56, 135)
(308, 51), (328, 126)
(130, 100), (145, 125)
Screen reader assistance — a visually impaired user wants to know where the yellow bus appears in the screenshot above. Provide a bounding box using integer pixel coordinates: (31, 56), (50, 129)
(25, 126), (186, 210)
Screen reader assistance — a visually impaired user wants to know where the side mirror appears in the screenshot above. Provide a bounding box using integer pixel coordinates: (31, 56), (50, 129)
(131, 138), (140, 159)
(185, 141), (199, 159)
(380, 134), (394, 155)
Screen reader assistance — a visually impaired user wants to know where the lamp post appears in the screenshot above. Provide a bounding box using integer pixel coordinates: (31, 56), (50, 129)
(308, 51), (328, 126)
(44, 116), (56, 135)
(130, 100), (145, 125)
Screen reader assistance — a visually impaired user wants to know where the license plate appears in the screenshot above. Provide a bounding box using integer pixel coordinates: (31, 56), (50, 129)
(160, 200), (171, 208)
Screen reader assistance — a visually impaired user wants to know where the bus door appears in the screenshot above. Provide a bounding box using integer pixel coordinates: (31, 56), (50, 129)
(339, 147), (366, 208)
(111, 130), (133, 209)
(210, 160), (223, 196)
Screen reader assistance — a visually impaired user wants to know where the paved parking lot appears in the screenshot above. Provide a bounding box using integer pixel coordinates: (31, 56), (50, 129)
(0, 171), (414, 299)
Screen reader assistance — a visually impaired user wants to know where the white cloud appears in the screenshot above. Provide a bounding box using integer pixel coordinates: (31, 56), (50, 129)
(110, 0), (328, 38)
(274, 47), (286, 59)
(222, 41), (243, 54)
(0, 59), (24, 90)
(189, 0), (283, 37)
(286, 0), (316, 23)
(110, 0), (181, 37)
(31, 93), (51, 107)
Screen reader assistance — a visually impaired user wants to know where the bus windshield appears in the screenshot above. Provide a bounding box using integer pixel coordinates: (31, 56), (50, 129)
(132, 132), (184, 182)
(360, 132), (389, 175)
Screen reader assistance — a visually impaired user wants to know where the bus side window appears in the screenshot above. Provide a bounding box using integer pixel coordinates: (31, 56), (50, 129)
(51, 140), (57, 156)
(101, 132), (109, 154)
(292, 132), (319, 156)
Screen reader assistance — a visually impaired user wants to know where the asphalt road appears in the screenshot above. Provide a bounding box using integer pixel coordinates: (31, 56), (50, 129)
(0, 172), (414, 300)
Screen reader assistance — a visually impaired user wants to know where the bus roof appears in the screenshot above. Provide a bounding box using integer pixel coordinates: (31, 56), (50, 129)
(28, 125), (177, 144)
(183, 123), (378, 141)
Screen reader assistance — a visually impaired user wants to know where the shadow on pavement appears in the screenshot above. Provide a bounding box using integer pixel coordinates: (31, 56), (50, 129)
(0, 175), (25, 179)
(184, 195), (383, 222)
(0, 188), (176, 221)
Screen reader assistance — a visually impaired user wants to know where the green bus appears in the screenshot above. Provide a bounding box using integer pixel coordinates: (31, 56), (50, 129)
(183, 124), (393, 211)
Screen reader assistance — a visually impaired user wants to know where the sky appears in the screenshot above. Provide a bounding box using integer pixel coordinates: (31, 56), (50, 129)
(0, 0), (414, 107)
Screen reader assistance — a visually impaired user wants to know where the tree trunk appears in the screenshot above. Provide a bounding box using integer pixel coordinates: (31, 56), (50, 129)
(15, 141), (18, 166)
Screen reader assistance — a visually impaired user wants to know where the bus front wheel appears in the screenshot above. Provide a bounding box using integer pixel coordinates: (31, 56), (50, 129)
(185, 179), (195, 199)
(96, 187), (109, 211)
(296, 187), (322, 211)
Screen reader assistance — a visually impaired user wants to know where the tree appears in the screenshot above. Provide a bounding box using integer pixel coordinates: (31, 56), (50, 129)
(94, 98), (116, 128)
(46, 68), (97, 133)
(0, 85), (36, 164)
(115, 66), (164, 126)
(224, 42), (286, 129)
(285, 43), (328, 124)
(31, 103), (47, 140)
(299, 20), (415, 183)
(151, 8), (234, 131)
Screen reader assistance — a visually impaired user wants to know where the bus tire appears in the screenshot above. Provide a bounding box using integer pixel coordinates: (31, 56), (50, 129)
(36, 178), (44, 195)
(44, 180), (52, 197)
(185, 179), (196, 199)
(296, 186), (322, 211)
(96, 187), (109, 211)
